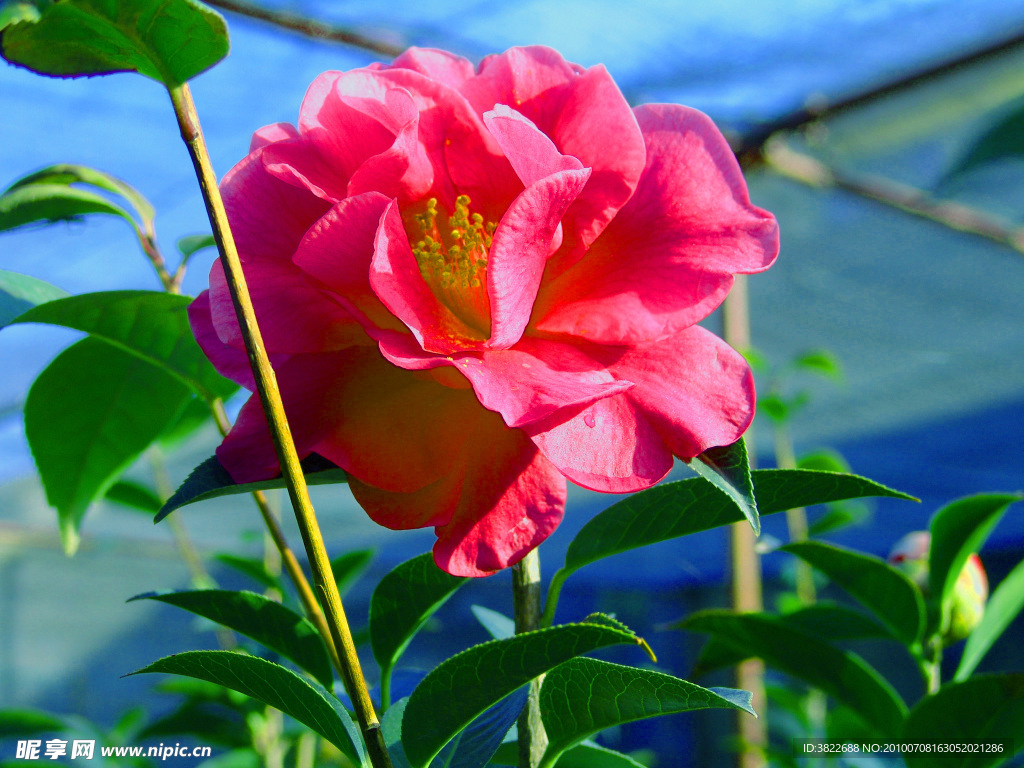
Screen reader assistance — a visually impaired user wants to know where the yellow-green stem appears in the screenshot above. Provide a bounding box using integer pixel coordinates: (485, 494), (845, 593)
(168, 83), (391, 768)
(513, 548), (547, 768)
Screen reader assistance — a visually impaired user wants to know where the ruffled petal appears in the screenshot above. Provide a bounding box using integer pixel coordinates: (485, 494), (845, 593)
(528, 392), (673, 493)
(533, 104), (778, 345)
(608, 325), (756, 458)
(250, 122), (298, 153)
(350, 404), (566, 577)
(390, 47), (477, 89)
(487, 167), (590, 349)
(454, 337), (631, 429)
(483, 105), (583, 188)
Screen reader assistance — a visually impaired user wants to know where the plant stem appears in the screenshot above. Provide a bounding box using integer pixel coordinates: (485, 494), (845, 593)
(512, 548), (547, 768)
(168, 83), (392, 768)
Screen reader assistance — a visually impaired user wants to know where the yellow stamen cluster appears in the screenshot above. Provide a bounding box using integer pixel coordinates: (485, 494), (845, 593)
(412, 195), (496, 290)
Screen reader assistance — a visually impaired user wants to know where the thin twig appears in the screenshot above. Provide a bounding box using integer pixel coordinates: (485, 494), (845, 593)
(764, 136), (1024, 255)
(204, 0), (405, 57)
(512, 549), (546, 768)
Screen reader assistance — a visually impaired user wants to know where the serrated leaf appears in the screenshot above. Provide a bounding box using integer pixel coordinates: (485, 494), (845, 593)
(0, 269), (68, 327)
(129, 651), (364, 765)
(0, 182), (135, 233)
(402, 616), (645, 768)
(472, 605), (515, 640)
(781, 541), (925, 646)
(690, 438), (758, 534)
(331, 549), (374, 598)
(25, 337), (192, 553)
(7, 163), (154, 227)
(690, 602), (892, 675)
(11, 290), (236, 402)
(2, 0), (229, 87)
(902, 674), (1024, 768)
(956, 556), (1024, 681)
(213, 553), (283, 593)
(544, 470), (914, 624)
(158, 453), (348, 521)
(540, 658), (753, 764)
(685, 610), (906, 738)
(929, 493), (1022, 636)
(0, 709), (66, 738)
(369, 553), (467, 709)
(106, 479), (163, 513)
(129, 589), (333, 688)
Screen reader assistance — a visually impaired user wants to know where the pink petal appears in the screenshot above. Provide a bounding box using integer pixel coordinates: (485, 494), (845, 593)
(390, 47), (477, 89)
(350, 405), (567, 577)
(483, 105), (583, 187)
(608, 325), (756, 458)
(453, 337), (632, 429)
(370, 200), (487, 354)
(528, 393), (673, 493)
(487, 167), (591, 349)
(459, 46), (582, 117)
(249, 122), (299, 153)
(533, 104), (779, 345)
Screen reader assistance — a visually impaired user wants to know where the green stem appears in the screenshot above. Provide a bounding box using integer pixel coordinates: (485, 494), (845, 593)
(538, 568), (567, 629)
(512, 548), (547, 768)
(167, 82), (392, 768)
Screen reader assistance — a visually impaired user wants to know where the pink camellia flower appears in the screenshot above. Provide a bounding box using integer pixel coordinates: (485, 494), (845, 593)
(190, 46), (779, 577)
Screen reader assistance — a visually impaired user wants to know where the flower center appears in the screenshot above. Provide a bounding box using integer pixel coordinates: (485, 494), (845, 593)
(409, 194), (496, 333)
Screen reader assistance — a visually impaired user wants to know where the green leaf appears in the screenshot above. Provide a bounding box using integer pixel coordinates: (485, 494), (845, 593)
(929, 493), (1022, 636)
(402, 615), (646, 768)
(106, 479), (163, 513)
(331, 549), (374, 598)
(214, 553), (283, 593)
(691, 602), (892, 676)
(944, 101), (1024, 182)
(807, 502), (867, 537)
(129, 651), (364, 765)
(25, 337), (192, 553)
(158, 396), (213, 447)
(690, 438), (758, 535)
(781, 540), (925, 646)
(7, 163), (155, 227)
(543, 469), (914, 624)
(0, 709), (66, 738)
(539, 658), (754, 765)
(956, 556), (1024, 681)
(902, 674), (1024, 768)
(138, 699), (250, 748)
(196, 749), (261, 768)
(1, 0), (229, 87)
(793, 349), (842, 380)
(0, 269), (68, 327)
(0, 1), (40, 30)
(158, 453), (348, 521)
(550, 743), (647, 768)
(796, 449), (850, 473)
(10, 290), (236, 402)
(380, 696), (411, 768)
(0, 182), (136, 233)
(369, 553), (467, 709)
(471, 605), (515, 640)
(178, 233), (215, 259)
(684, 610), (906, 738)
(129, 589), (333, 688)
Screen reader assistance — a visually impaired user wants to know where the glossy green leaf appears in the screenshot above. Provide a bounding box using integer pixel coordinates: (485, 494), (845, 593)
(691, 602), (892, 675)
(158, 453), (347, 521)
(0, 1), (40, 30)
(178, 233), (216, 259)
(902, 674), (1024, 768)
(0, 709), (65, 738)
(7, 164), (154, 226)
(105, 479), (163, 513)
(11, 290), (236, 402)
(781, 540), (925, 646)
(158, 396), (213, 447)
(331, 549), (374, 598)
(0, 269), (68, 327)
(544, 470), (913, 624)
(380, 696), (412, 768)
(550, 743), (647, 768)
(2, 0), (229, 87)
(402, 615), (645, 768)
(129, 651), (364, 765)
(25, 337), (192, 553)
(929, 493), (1022, 635)
(472, 605), (515, 640)
(944, 102), (1024, 182)
(690, 438), (758, 535)
(0, 182), (135, 233)
(685, 610), (906, 738)
(540, 658), (754, 765)
(214, 553), (283, 593)
(369, 553), (466, 709)
(129, 589), (333, 688)
(956, 556), (1024, 681)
